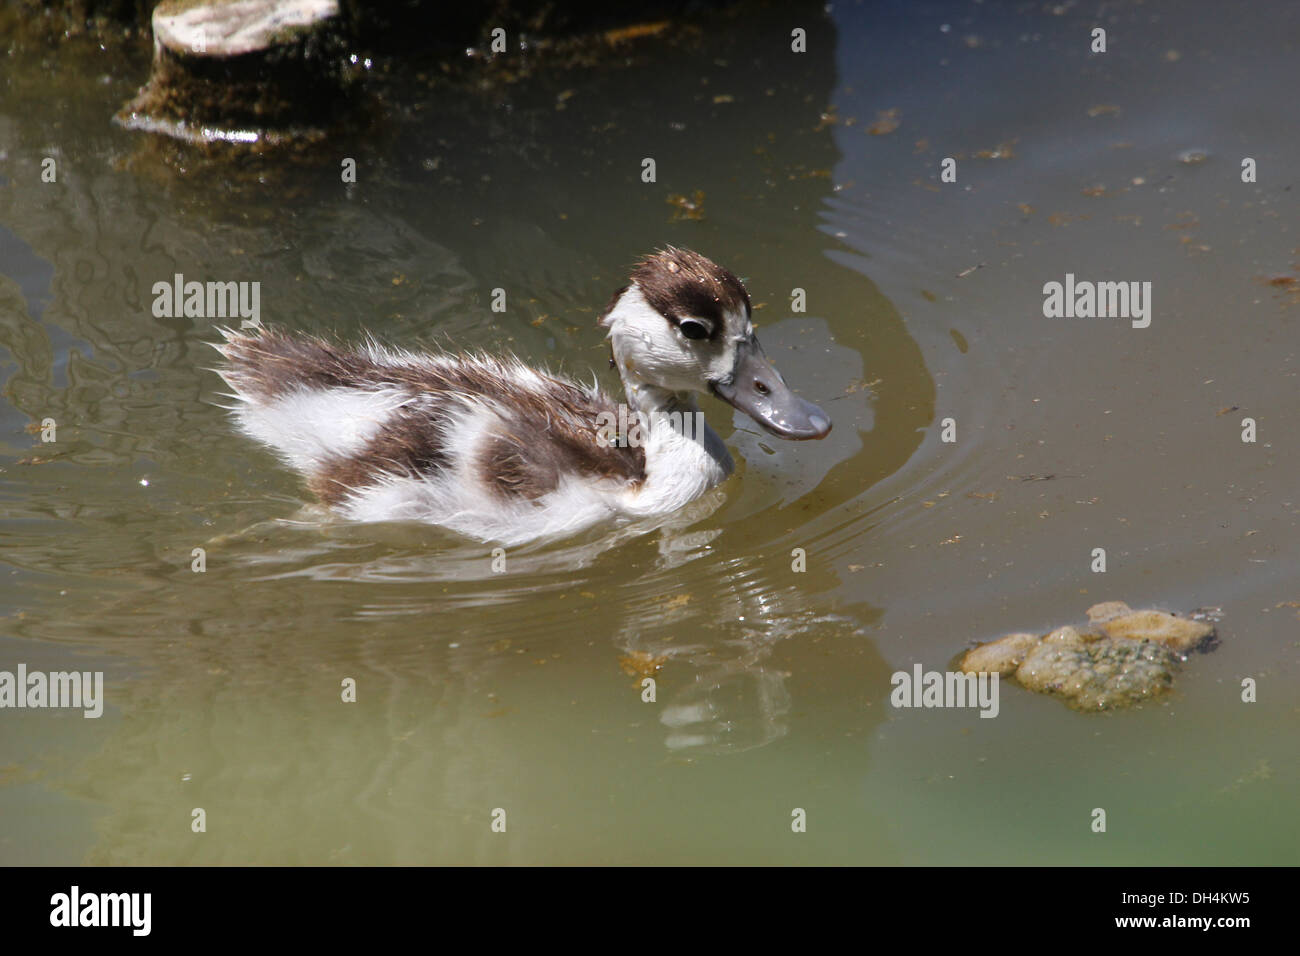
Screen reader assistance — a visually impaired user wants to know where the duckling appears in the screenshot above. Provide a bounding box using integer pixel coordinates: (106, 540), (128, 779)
(214, 247), (830, 545)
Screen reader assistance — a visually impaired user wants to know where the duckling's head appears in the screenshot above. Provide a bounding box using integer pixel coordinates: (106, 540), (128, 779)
(599, 247), (832, 440)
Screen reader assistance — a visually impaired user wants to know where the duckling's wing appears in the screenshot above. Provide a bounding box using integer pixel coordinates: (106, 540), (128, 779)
(468, 372), (647, 501)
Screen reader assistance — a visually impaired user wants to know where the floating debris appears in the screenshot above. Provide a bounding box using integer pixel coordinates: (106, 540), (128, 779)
(973, 141), (1015, 160)
(1259, 273), (1300, 304)
(867, 108), (900, 135)
(603, 21), (671, 45)
(666, 190), (706, 221)
(619, 651), (669, 682)
(959, 601), (1219, 711)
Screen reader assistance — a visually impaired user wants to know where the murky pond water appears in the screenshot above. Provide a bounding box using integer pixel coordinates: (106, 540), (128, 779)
(1, 0), (1296, 864)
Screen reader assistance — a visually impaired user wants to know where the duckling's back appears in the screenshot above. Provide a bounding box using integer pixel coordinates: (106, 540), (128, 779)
(214, 328), (648, 544)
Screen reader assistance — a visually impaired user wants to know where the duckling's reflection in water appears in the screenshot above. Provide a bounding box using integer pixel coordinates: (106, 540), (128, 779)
(212, 483), (731, 581)
(622, 534), (859, 756)
(659, 653), (792, 754)
(211, 490), (860, 758)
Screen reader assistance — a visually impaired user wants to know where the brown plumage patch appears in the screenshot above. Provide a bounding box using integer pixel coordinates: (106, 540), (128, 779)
(480, 434), (558, 500)
(218, 329), (382, 401)
(630, 246), (751, 339)
(218, 329), (646, 504)
(476, 407), (648, 501)
(308, 403), (451, 506)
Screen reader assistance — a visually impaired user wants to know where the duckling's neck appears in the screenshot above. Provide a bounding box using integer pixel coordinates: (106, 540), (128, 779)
(613, 356), (734, 495)
(622, 377), (695, 425)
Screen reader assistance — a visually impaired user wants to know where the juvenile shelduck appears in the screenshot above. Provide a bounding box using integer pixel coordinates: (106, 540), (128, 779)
(215, 247), (831, 545)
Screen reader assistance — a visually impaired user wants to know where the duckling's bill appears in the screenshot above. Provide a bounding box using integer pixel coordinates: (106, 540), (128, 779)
(709, 336), (832, 440)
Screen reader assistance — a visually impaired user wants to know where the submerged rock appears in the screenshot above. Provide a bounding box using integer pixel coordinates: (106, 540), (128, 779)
(959, 601), (1218, 712)
(115, 0), (350, 146)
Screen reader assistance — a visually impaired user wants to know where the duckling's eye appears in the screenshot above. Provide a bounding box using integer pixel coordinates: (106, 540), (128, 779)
(678, 319), (709, 340)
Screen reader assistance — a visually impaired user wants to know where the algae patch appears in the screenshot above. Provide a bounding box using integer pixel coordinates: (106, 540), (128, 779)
(959, 602), (1219, 712)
